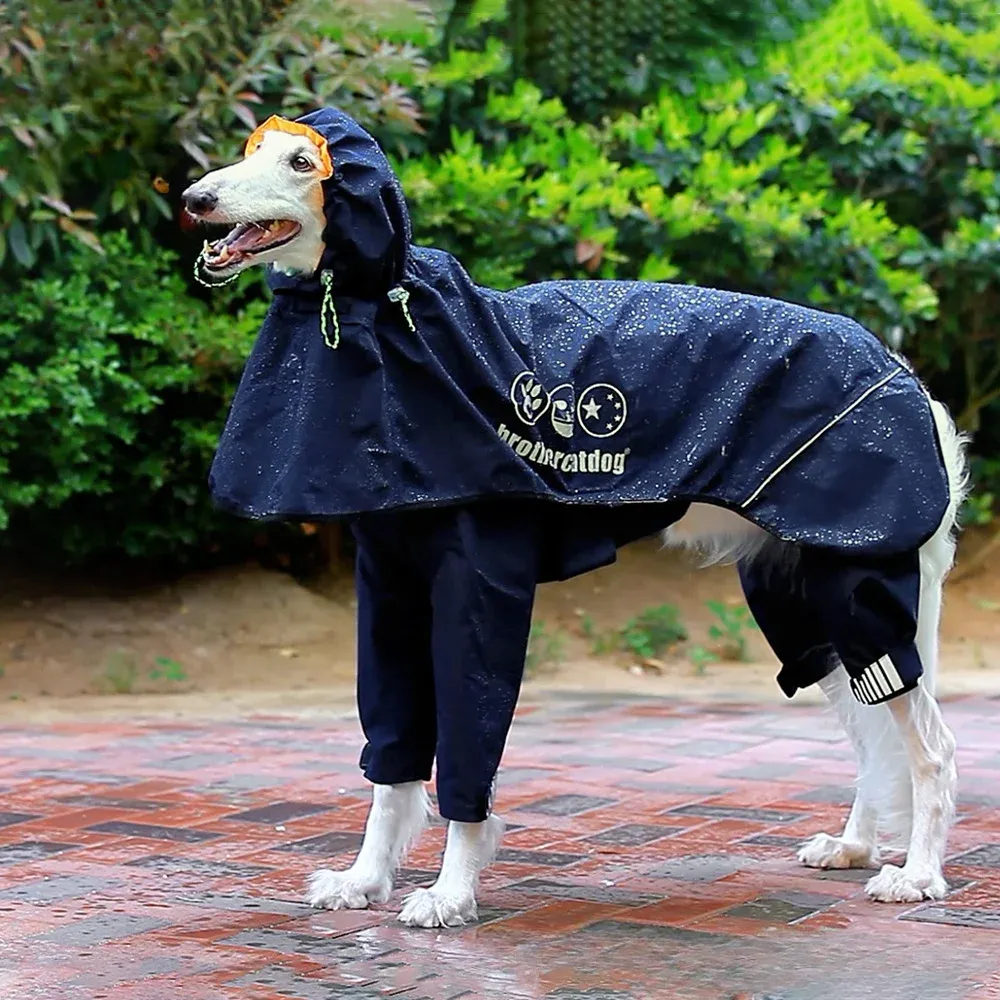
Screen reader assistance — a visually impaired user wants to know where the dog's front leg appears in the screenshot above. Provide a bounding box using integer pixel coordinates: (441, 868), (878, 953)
(308, 780), (431, 910)
(397, 813), (505, 928)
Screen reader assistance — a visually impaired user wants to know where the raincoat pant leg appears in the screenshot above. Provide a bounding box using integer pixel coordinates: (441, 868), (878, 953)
(354, 522), (437, 789)
(740, 550), (924, 706)
(738, 560), (840, 698)
(427, 504), (540, 823)
(797, 549), (924, 706)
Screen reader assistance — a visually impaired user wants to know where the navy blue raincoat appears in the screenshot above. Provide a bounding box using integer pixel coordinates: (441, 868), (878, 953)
(209, 109), (951, 817)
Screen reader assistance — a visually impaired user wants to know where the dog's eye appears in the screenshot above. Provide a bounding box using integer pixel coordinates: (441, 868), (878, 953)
(291, 154), (313, 172)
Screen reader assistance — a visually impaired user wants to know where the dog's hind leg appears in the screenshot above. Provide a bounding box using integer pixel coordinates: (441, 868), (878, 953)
(863, 686), (955, 902)
(863, 398), (963, 902)
(308, 781), (431, 910)
(865, 539), (958, 901)
(798, 664), (882, 870)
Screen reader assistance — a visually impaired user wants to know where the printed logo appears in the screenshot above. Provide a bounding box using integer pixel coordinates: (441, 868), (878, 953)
(510, 371), (550, 426)
(578, 383), (627, 439)
(549, 384), (575, 439)
(502, 371), (629, 476)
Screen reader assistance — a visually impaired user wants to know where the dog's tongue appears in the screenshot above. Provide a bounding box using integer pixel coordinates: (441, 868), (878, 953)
(214, 220), (299, 256)
(227, 222), (272, 253)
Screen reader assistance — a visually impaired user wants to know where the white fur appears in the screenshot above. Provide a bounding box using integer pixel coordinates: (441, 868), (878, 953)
(306, 782), (503, 929)
(797, 665), (885, 870)
(397, 815), (505, 928)
(307, 781), (431, 910)
(662, 398), (965, 902)
(182, 131), (327, 277)
(865, 686), (956, 901)
(662, 502), (772, 566)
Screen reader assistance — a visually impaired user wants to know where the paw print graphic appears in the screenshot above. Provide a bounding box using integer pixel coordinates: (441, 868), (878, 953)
(511, 371), (551, 426)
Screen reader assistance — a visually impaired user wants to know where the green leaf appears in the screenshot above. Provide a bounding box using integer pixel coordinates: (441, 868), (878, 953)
(7, 217), (33, 267)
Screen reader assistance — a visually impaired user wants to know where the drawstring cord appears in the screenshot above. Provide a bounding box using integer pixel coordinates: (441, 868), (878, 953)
(194, 252), (340, 351)
(320, 270), (340, 350)
(193, 244), (241, 287)
(388, 285), (416, 333)
(193, 253), (410, 352)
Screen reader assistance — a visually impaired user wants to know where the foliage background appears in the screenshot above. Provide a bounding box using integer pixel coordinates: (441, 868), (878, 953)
(0, 0), (997, 565)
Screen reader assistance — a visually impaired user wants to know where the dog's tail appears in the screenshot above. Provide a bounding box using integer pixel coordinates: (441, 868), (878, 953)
(919, 397), (969, 695)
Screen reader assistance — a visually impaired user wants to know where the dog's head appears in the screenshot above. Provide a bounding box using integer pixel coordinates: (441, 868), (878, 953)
(182, 110), (411, 293)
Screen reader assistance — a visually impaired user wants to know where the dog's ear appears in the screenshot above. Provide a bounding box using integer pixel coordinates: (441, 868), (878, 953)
(244, 116), (334, 179)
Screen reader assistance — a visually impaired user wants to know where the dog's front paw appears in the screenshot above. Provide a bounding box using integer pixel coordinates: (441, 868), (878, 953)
(798, 832), (879, 870)
(307, 867), (392, 910)
(864, 863), (947, 903)
(397, 885), (477, 928)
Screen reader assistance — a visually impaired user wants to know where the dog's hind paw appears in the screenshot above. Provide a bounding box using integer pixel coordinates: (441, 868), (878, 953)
(397, 886), (477, 928)
(306, 868), (392, 910)
(797, 832), (879, 870)
(864, 863), (947, 903)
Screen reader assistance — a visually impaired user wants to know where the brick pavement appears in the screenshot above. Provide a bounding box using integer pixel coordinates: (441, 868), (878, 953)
(0, 693), (999, 999)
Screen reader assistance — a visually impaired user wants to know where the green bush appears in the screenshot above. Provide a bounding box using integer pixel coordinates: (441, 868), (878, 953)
(0, 0), (431, 271)
(619, 605), (689, 660)
(400, 0), (999, 443)
(507, 0), (835, 112)
(0, 0), (435, 565)
(0, 232), (264, 562)
(3, 0), (999, 567)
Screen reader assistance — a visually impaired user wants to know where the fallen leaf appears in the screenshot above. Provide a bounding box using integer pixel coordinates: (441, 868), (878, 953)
(22, 26), (45, 50)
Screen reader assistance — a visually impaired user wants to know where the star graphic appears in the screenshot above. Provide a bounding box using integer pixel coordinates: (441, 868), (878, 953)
(582, 397), (601, 421)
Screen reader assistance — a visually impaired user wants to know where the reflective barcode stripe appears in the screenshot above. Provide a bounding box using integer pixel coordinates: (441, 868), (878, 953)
(851, 656), (907, 705)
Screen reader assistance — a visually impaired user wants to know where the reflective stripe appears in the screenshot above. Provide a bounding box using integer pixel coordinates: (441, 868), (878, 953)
(878, 655), (905, 692)
(867, 666), (890, 699)
(742, 368), (904, 509)
(852, 656), (908, 705)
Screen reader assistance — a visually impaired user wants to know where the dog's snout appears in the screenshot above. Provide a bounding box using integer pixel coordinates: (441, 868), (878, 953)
(182, 189), (218, 216)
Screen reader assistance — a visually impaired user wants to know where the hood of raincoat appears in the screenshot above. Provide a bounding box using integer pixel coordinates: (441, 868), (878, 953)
(261, 107), (410, 299)
(209, 108), (950, 583)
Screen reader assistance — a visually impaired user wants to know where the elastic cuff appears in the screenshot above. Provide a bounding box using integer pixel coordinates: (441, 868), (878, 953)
(436, 777), (496, 823)
(436, 800), (491, 823)
(359, 743), (433, 786)
(848, 646), (922, 705)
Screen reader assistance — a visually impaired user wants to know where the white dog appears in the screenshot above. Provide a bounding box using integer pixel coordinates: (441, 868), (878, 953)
(183, 110), (964, 928)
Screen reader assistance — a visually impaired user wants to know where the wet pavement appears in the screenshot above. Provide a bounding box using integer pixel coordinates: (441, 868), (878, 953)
(0, 692), (999, 999)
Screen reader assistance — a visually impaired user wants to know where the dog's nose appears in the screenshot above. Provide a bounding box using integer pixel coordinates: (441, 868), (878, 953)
(182, 189), (218, 216)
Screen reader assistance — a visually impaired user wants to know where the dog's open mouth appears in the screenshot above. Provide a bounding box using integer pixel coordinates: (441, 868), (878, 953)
(202, 219), (302, 270)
